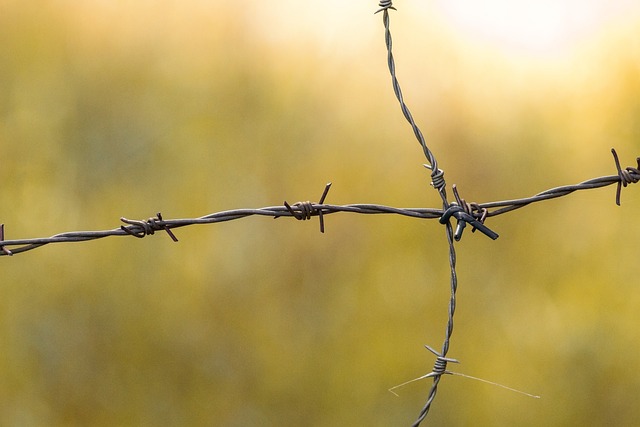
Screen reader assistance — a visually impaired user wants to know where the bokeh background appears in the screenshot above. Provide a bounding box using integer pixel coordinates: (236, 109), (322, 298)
(1, 1), (639, 425)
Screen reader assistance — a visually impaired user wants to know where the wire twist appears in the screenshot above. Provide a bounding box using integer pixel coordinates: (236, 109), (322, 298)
(120, 212), (179, 242)
(379, 5), (448, 206)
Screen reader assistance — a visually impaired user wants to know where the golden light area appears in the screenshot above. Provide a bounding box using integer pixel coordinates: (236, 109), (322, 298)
(432, 0), (638, 55)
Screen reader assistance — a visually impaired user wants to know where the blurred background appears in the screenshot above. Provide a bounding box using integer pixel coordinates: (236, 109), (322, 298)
(1, 0), (639, 425)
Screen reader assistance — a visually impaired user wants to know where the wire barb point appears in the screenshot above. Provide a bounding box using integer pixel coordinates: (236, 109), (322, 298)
(611, 148), (640, 206)
(0, 224), (13, 256)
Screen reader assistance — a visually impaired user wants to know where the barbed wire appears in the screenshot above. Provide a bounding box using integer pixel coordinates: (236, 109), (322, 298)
(376, 1), (457, 423)
(1, 159), (637, 257)
(372, 2), (638, 426)
(1, 1), (639, 426)
(376, 0), (447, 206)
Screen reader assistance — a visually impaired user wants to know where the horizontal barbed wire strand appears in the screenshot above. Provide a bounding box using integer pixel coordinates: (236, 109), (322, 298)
(0, 160), (638, 256)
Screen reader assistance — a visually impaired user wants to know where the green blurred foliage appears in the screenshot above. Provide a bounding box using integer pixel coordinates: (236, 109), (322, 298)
(1, 1), (639, 426)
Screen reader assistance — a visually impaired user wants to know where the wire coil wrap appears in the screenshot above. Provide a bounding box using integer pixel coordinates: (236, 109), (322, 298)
(375, 0), (396, 14)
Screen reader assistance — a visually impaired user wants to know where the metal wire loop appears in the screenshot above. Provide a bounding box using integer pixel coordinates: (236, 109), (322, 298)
(424, 164), (446, 193)
(375, 0), (396, 14)
(284, 201), (314, 220)
(611, 148), (640, 206)
(120, 212), (179, 242)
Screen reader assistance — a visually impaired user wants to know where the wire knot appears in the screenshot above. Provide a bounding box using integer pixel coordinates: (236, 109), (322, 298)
(452, 184), (489, 224)
(120, 212), (179, 242)
(440, 186), (498, 241)
(375, 0), (396, 14)
(281, 183), (332, 233)
(611, 148), (640, 206)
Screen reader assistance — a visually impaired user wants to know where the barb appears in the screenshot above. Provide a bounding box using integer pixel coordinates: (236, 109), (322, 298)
(389, 345), (458, 398)
(281, 183), (332, 233)
(0, 152), (637, 256)
(611, 148), (640, 206)
(120, 212), (179, 242)
(389, 345), (540, 399)
(480, 149), (640, 216)
(375, 0), (396, 14)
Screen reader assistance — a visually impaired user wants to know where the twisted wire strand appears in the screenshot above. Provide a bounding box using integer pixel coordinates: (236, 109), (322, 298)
(0, 157), (638, 256)
(0, 203), (438, 255)
(378, 6), (447, 204)
(482, 152), (640, 216)
(411, 219), (458, 426)
(376, 8), (462, 420)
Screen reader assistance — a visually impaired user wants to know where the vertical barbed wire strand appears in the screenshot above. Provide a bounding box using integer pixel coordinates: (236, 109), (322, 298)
(412, 219), (457, 426)
(376, 3), (447, 205)
(377, 2), (459, 424)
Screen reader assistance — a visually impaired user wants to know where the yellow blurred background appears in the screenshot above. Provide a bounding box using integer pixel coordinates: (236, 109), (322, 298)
(1, 1), (639, 425)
